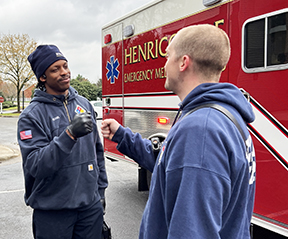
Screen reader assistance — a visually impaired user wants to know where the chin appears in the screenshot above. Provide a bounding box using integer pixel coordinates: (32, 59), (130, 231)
(164, 81), (170, 91)
(60, 84), (70, 93)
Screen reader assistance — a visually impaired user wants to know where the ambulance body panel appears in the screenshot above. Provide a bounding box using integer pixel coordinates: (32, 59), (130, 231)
(102, 0), (288, 237)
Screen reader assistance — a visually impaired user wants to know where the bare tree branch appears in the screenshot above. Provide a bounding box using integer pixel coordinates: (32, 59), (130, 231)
(0, 33), (37, 112)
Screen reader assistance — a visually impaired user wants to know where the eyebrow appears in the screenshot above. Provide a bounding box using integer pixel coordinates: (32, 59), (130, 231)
(52, 62), (68, 68)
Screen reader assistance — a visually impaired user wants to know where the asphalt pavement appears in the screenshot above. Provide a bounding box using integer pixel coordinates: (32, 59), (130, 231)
(0, 116), (149, 239)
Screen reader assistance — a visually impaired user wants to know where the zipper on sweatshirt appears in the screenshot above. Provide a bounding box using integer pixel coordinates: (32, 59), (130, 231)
(63, 95), (71, 123)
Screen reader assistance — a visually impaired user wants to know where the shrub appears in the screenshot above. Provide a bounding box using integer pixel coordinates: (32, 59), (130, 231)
(2, 101), (16, 109)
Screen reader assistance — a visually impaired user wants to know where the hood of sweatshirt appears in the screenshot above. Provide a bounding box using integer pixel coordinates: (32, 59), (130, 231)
(31, 86), (78, 106)
(180, 82), (255, 124)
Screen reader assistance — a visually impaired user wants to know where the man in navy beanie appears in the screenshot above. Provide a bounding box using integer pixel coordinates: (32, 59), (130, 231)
(17, 45), (108, 239)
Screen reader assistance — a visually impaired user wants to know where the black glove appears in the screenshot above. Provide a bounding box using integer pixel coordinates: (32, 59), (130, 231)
(67, 112), (93, 139)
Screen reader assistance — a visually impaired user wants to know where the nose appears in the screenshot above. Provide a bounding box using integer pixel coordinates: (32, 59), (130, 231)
(60, 66), (70, 76)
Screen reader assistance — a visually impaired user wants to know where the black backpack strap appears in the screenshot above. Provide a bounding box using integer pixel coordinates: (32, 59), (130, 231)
(182, 103), (246, 142)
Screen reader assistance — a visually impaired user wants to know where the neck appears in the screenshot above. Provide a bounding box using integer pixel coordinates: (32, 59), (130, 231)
(178, 81), (201, 102)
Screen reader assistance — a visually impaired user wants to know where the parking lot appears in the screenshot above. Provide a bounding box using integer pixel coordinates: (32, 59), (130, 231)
(0, 117), (148, 239)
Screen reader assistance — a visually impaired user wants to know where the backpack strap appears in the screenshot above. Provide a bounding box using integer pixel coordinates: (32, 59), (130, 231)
(182, 103), (246, 142)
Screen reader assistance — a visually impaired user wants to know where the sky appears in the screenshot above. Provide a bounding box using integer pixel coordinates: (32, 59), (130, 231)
(0, 0), (152, 83)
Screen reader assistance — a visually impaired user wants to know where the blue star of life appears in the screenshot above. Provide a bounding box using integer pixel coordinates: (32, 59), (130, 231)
(106, 56), (119, 84)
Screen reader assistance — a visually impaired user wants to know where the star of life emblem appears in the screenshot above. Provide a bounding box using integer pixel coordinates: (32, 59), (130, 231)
(106, 56), (119, 84)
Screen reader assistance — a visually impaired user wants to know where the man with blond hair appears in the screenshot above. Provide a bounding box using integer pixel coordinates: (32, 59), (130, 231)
(102, 24), (256, 238)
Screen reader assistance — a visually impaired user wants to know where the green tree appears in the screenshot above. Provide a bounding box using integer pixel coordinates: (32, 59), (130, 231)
(70, 78), (81, 89)
(96, 78), (102, 87)
(0, 33), (37, 112)
(70, 78), (98, 101)
(75, 74), (88, 82)
(96, 85), (102, 100)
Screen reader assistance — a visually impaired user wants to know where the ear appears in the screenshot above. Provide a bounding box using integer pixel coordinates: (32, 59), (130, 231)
(39, 75), (46, 83)
(179, 55), (190, 72)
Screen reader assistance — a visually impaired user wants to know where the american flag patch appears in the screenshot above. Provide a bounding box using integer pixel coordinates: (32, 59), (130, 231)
(75, 105), (86, 114)
(20, 130), (32, 140)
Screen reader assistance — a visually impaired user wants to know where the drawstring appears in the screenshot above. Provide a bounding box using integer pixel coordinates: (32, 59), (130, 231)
(171, 107), (183, 127)
(63, 94), (71, 123)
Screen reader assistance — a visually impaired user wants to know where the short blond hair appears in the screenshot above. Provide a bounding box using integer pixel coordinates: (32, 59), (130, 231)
(174, 24), (231, 79)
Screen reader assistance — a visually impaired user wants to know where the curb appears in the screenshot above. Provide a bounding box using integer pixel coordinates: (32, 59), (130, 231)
(0, 145), (20, 161)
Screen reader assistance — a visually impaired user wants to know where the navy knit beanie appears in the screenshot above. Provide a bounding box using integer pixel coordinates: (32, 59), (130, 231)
(28, 45), (67, 79)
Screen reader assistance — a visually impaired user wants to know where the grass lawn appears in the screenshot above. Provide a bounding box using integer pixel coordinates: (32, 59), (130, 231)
(0, 106), (23, 117)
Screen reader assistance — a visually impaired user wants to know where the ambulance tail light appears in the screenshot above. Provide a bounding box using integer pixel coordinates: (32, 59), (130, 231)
(104, 34), (112, 44)
(104, 107), (110, 114)
(157, 117), (170, 125)
(124, 110), (176, 139)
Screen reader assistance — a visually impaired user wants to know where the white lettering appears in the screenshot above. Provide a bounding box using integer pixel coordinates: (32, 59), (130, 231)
(246, 135), (256, 185)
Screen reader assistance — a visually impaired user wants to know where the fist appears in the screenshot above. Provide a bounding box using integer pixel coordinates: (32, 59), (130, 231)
(67, 112), (93, 139)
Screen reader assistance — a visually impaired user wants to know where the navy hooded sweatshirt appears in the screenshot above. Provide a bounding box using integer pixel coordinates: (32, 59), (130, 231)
(18, 86), (108, 210)
(112, 83), (256, 239)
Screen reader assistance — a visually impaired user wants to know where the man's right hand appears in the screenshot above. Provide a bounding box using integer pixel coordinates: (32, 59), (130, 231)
(101, 119), (120, 140)
(66, 112), (93, 139)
